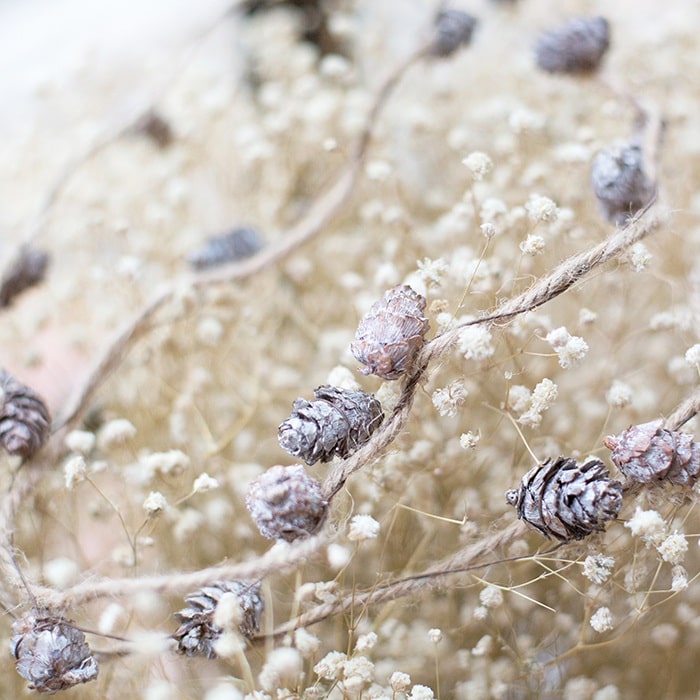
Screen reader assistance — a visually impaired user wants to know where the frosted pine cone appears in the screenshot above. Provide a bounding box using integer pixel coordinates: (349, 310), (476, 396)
(351, 285), (429, 380)
(0, 368), (51, 458)
(604, 419), (700, 485)
(590, 142), (655, 225)
(278, 386), (383, 465)
(174, 580), (264, 657)
(506, 457), (622, 541)
(0, 247), (50, 308)
(246, 464), (328, 542)
(535, 16), (610, 74)
(429, 10), (478, 57)
(187, 226), (262, 270)
(11, 613), (99, 693)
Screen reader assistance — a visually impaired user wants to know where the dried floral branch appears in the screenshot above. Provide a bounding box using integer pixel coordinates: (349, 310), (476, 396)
(322, 203), (663, 501)
(55, 46), (427, 432)
(34, 534), (327, 610)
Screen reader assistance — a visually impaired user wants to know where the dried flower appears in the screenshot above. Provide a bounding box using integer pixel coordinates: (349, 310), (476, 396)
(0, 368), (51, 458)
(582, 554), (615, 585)
(64, 455), (88, 489)
(624, 506), (666, 545)
(193, 473), (219, 493)
(348, 513), (380, 541)
(589, 607), (614, 633)
(462, 151), (492, 180)
(246, 464), (327, 542)
(535, 16), (610, 74)
(429, 9), (478, 57)
(431, 379), (468, 417)
(590, 141), (655, 225)
(685, 344), (700, 366)
(479, 584), (503, 609)
(390, 671), (412, 692)
(278, 386), (383, 465)
(143, 491), (168, 516)
(506, 457), (622, 541)
(11, 613), (99, 693)
(546, 327), (589, 368)
(174, 581), (264, 657)
(187, 226), (263, 270)
(64, 429), (96, 455)
(657, 531), (688, 565)
(98, 418), (136, 450)
(0, 247), (50, 308)
(351, 285), (429, 380)
(313, 650), (347, 680)
(604, 419), (700, 485)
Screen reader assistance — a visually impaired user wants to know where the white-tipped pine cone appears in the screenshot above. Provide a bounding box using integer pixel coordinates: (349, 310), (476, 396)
(0, 368), (51, 459)
(0, 247), (50, 309)
(245, 464), (328, 542)
(351, 285), (429, 381)
(535, 16), (610, 74)
(429, 10), (478, 57)
(11, 613), (99, 693)
(187, 226), (262, 270)
(278, 386), (383, 465)
(506, 457), (622, 541)
(174, 580), (264, 657)
(604, 419), (700, 485)
(590, 142), (655, 225)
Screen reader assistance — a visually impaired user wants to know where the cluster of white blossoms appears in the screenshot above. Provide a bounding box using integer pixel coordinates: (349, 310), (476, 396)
(545, 326), (589, 369)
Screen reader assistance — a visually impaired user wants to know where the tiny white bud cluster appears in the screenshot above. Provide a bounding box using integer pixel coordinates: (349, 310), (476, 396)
(348, 514), (380, 541)
(546, 327), (589, 368)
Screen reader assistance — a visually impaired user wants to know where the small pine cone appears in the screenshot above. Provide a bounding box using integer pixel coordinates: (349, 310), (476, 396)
(506, 457), (622, 541)
(604, 419), (700, 485)
(535, 16), (610, 74)
(429, 10), (478, 57)
(187, 226), (263, 270)
(0, 247), (50, 308)
(174, 580), (264, 657)
(590, 141), (655, 225)
(351, 285), (430, 381)
(278, 385), (383, 465)
(0, 368), (51, 458)
(131, 109), (174, 148)
(11, 613), (99, 693)
(246, 464), (328, 542)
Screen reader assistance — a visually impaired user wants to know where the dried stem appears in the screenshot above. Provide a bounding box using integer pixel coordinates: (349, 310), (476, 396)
(34, 534), (327, 610)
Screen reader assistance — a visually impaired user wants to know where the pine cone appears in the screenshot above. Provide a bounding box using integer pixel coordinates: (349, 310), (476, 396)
(604, 419), (700, 485)
(0, 369), (51, 458)
(187, 226), (263, 270)
(11, 613), (99, 693)
(246, 464), (328, 542)
(351, 285), (430, 381)
(0, 247), (50, 309)
(535, 16), (610, 74)
(174, 580), (264, 658)
(590, 141), (655, 225)
(278, 386), (383, 465)
(429, 10), (478, 57)
(506, 457), (622, 541)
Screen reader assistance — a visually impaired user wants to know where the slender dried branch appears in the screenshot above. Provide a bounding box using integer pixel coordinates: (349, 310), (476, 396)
(34, 534), (327, 610)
